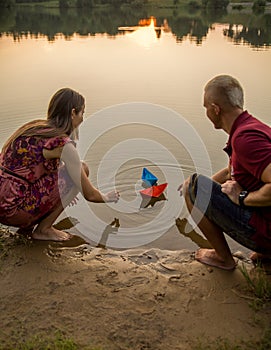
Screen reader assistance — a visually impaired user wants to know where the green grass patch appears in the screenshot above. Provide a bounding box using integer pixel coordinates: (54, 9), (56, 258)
(0, 331), (103, 350)
(240, 263), (271, 310)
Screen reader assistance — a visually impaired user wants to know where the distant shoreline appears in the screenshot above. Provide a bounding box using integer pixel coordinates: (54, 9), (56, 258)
(2, 0), (257, 9)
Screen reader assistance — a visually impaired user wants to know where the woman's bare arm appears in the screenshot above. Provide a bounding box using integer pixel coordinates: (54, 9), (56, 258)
(43, 143), (119, 203)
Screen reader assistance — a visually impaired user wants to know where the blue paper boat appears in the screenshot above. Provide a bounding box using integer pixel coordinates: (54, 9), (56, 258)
(141, 167), (158, 186)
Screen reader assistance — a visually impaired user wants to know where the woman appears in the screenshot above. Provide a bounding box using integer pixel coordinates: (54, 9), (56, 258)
(0, 88), (120, 241)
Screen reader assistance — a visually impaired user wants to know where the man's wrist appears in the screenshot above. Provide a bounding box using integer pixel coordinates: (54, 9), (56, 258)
(239, 190), (249, 207)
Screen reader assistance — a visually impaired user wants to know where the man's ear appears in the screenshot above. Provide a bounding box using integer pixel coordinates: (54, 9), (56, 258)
(211, 103), (220, 115)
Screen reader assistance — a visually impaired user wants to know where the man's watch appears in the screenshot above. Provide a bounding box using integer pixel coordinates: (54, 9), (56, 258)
(239, 190), (249, 207)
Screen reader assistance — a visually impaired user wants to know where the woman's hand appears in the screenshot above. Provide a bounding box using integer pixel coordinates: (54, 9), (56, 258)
(221, 180), (242, 205)
(102, 191), (120, 203)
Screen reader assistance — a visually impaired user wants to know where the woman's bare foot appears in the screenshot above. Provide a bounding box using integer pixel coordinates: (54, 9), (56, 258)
(32, 226), (72, 241)
(195, 248), (237, 271)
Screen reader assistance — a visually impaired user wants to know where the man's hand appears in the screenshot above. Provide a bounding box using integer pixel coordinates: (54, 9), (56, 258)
(177, 184), (183, 196)
(221, 180), (243, 205)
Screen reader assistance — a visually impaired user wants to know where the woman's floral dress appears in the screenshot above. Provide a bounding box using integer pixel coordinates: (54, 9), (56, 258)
(0, 135), (74, 228)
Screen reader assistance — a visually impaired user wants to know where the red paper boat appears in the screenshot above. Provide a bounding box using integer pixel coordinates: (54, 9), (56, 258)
(139, 183), (168, 198)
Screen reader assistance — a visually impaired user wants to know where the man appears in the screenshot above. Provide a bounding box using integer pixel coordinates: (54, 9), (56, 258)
(181, 75), (271, 270)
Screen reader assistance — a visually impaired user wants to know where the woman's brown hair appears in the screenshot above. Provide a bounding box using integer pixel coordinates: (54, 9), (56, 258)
(1, 88), (85, 154)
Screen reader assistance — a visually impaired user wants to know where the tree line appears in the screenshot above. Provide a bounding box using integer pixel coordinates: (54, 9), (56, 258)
(0, 0), (267, 12)
(0, 0), (231, 9)
(1, 2), (270, 48)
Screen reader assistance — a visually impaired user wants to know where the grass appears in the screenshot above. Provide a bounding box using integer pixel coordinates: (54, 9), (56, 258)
(239, 263), (271, 310)
(0, 331), (103, 350)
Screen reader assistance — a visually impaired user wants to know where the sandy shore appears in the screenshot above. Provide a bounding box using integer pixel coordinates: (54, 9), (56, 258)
(0, 230), (270, 350)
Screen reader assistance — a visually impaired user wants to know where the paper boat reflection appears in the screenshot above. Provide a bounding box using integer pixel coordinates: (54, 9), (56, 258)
(139, 183), (168, 198)
(140, 192), (166, 208)
(141, 167), (158, 186)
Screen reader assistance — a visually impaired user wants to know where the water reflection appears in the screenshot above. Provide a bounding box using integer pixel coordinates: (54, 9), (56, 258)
(1, 5), (271, 48)
(175, 218), (211, 249)
(118, 16), (160, 47)
(97, 218), (120, 248)
(223, 18), (271, 49)
(140, 193), (167, 209)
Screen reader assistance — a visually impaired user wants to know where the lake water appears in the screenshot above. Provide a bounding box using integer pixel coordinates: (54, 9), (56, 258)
(0, 5), (270, 252)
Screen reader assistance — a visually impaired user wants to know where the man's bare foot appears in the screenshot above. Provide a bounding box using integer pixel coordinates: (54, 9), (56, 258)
(195, 248), (237, 271)
(32, 227), (72, 241)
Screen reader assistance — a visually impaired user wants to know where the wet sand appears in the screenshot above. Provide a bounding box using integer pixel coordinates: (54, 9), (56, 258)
(0, 228), (270, 349)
